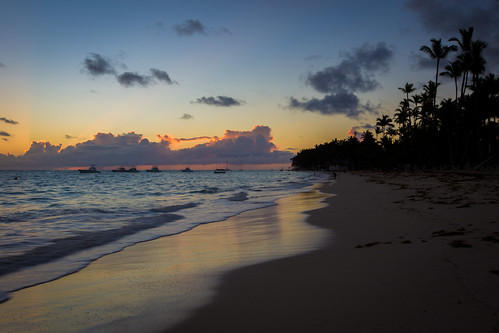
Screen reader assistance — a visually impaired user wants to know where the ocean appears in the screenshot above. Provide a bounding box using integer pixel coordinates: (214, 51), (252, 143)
(0, 169), (326, 300)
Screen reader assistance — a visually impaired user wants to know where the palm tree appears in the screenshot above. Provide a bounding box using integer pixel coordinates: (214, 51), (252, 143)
(376, 114), (394, 137)
(469, 40), (487, 88)
(440, 60), (462, 104)
(420, 38), (458, 106)
(450, 27), (474, 98)
(398, 82), (416, 102)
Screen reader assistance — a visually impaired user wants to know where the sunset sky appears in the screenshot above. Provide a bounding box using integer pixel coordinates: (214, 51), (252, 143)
(1, 0), (498, 169)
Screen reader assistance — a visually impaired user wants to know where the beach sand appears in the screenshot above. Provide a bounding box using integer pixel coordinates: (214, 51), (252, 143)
(168, 171), (499, 332)
(1, 172), (498, 332)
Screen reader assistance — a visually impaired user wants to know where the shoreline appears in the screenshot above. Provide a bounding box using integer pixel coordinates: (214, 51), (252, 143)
(0, 182), (331, 332)
(168, 171), (499, 332)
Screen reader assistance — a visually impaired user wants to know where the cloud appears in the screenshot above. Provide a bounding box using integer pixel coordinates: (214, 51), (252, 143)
(194, 96), (245, 107)
(347, 124), (375, 140)
(307, 42), (393, 94)
(289, 42), (393, 118)
(174, 19), (206, 36)
(0, 62), (6, 69)
(173, 19), (232, 37)
(409, 51), (435, 70)
(0, 117), (18, 125)
(180, 113), (194, 120)
(0, 131), (11, 137)
(116, 72), (153, 87)
(214, 27), (232, 36)
(406, 0), (499, 70)
(82, 54), (177, 88)
(289, 92), (378, 118)
(0, 126), (293, 169)
(150, 68), (176, 84)
(83, 53), (116, 76)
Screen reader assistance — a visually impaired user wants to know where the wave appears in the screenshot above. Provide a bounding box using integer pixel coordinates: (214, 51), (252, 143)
(150, 202), (197, 213)
(227, 191), (249, 202)
(0, 213), (182, 277)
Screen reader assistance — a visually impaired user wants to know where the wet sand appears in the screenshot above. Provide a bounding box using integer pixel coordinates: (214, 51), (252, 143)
(168, 171), (499, 332)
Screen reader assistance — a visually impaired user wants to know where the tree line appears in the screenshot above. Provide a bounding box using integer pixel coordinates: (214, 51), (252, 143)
(292, 27), (499, 171)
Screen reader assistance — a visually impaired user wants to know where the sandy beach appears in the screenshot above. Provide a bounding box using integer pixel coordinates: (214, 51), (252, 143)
(1, 171), (498, 332)
(168, 171), (499, 332)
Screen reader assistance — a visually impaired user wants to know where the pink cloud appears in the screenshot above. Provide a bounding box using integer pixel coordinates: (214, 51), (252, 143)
(0, 126), (293, 169)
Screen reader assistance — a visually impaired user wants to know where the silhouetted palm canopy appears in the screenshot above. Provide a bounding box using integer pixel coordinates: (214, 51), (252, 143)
(291, 26), (498, 171)
(420, 38), (457, 106)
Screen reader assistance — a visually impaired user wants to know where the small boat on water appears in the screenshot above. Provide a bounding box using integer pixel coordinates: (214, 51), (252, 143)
(181, 167), (193, 172)
(214, 162), (230, 173)
(146, 166), (161, 172)
(79, 165), (100, 173)
(112, 167), (139, 173)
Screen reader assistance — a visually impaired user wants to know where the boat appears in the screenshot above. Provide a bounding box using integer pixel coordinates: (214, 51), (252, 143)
(146, 166), (161, 172)
(214, 162), (230, 173)
(181, 167), (193, 172)
(79, 165), (100, 173)
(112, 167), (139, 173)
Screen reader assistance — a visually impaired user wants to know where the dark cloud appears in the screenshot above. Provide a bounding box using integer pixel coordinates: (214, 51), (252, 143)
(174, 19), (206, 36)
(0, 127), (292, 169)
(406, 0), (499, 70)
(83, 53), (116, 76)
(0, 117), (18, 125)
(150, 68), (176, 84)
(409, 51), (435, 70)
(116, 72), (153, 87)
(83, 54), (177, 88)
(0, 131), (11, 137)
(194, 96), (245, 107)
(289, 42), (393, 118)
(307, 42), (393, 94)
(289, 91), (378, 119)
(180, 113), (194, 120)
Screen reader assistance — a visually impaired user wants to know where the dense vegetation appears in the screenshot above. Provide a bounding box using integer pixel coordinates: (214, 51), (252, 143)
(292, 27), (498, 171)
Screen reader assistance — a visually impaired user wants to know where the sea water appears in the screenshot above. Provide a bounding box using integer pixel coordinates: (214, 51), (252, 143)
(0, 170), (326, 299)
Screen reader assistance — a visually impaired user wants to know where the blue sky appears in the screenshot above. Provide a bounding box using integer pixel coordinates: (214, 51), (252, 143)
(0, 0), (498, 169)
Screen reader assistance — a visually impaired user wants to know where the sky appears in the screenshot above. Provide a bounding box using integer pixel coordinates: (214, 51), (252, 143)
(0, 0), (498, 169)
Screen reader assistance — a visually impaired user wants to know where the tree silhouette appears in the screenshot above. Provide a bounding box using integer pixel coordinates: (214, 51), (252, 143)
(420, 38), (457, 107)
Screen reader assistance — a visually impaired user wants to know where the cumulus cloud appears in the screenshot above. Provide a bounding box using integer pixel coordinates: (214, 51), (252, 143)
(194, 96), (245, 107)
(0, 126), (293, 169)
(289, 42), (392, 118)
(289, 92), (365, 118)
(150, 68), (176, 84)
(82, 53), (177, 88)
(0, 117), (18, 125)
(174, 19), (206, 36)
(406, 0), (499, 70)
(116, 72), (153, 87)
(307, 42), (393, 94)
(84, 53), (116, 76)
(180, 113), (194, 120)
